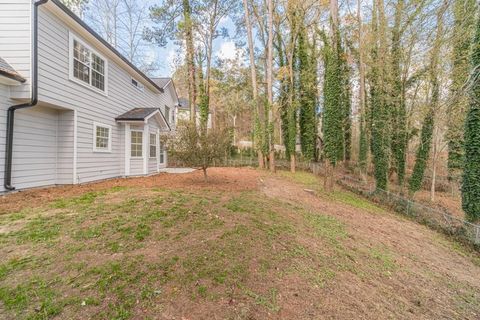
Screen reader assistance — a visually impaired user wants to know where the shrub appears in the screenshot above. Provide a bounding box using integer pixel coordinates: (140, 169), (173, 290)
(164, 122), (231, 180)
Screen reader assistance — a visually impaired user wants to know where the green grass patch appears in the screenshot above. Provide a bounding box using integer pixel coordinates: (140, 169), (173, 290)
(328, 191), (385, 214)
(14, 216), (61, 243)
(278, 171), (321, 188)
(303, 211), (347, 245)
(0, 277), (63, 319)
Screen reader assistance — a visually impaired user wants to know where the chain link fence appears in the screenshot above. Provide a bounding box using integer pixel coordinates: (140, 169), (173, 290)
(338, 175), (480, 247)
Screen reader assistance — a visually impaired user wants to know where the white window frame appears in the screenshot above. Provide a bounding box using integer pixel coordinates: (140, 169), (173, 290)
(130, 130), (143, 158)
(69, 32), (109, 96)
(92, 122), (112, 153)
(149, 133), (157, 159)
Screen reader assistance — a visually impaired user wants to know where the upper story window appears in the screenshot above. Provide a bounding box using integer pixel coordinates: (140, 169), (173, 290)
(131, 78), (144, 91)
(93, 122), (112, 152)
(69, 32), (108, 94)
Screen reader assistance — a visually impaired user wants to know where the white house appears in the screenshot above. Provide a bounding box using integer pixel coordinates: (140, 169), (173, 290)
(0, 0), (179, 192)
(175, 97), (212, 129)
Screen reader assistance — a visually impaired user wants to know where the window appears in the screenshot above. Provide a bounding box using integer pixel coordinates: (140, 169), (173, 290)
(131, 131), (143, 157)
(149, 133), (157, 158)
(131, 78), (144, 91)
(70, 33), (108, 94)
(160, 142), (165, 164)
(93, 122), (111, 152)
(164, 106), (170, 123)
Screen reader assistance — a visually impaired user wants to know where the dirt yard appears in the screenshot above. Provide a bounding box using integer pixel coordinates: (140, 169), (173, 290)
(0, 167), (479, 319)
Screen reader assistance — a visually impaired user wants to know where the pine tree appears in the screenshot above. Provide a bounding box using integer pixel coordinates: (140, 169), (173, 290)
(462, 12), (480, 222)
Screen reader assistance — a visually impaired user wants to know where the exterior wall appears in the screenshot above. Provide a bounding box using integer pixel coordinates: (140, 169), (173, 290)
(0, 85), (60, 191)
(35, 6), (173, 184)
(12, 105), (58, 189)
(0, 0), (31, 98)
(57, 109), (75, 184)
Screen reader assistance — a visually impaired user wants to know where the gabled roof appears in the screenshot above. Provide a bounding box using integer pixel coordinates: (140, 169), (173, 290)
(50, 0), (164, 93)
(116, 108), (161, 121)
(152, 77), (172, 89)
(115, 108), (171, 130)
(0, 57), (26, 83)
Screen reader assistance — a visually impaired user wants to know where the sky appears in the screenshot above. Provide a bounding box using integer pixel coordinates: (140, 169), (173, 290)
(153, 16), (240, 77)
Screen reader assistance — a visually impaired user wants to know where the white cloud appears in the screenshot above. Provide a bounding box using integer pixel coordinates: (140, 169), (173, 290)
(216, 41), (239, 60)
(166, 46), (185, 74)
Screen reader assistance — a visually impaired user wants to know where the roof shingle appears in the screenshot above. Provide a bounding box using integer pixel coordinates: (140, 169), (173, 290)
(115, 108), (160, 121)
(152, 77), (172, 88)
(0, 57), (26, 83)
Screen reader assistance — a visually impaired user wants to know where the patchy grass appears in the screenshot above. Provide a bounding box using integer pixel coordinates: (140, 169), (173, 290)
(0, 171), (479, 319)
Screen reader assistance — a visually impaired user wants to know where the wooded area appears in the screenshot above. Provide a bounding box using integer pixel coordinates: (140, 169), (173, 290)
(63, 0), (480, 223)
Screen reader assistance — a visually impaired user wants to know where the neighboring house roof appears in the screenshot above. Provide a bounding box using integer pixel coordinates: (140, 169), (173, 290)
(152, 77), (172, 89)
(178, 97), (190, 110)
(115, 108), (171, 131)
(177, 97), (211, 114)
(50, 0), (164, 93)
(0, 57), (26, 83)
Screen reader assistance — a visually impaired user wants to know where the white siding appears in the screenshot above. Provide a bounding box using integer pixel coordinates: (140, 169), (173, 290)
(0, 85), (59, 191)
(0, 83), (9, 192)
(12, 106), (58, 189)
(36, 6), (173, 184)
(57, 110), (74, 184)
(0, 0), (31, 98)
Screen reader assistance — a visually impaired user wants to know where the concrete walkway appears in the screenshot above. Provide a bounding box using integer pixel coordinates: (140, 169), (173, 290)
(159, 168), (197, 174)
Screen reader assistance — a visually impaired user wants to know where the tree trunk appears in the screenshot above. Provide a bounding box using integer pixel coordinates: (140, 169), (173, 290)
(290, 154), (296, 173)
(324, 161), (335, 192)
(357, 0), (367, 178)
(203, 167), (208, 181)
(183, 0), (196, 122)
(243, 0), (264, 168)
(267, 0), (275, 172)
(431, 150), (437, 203)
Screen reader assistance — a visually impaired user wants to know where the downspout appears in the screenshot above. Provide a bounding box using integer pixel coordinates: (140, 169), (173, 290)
(4, 0), (49, 190)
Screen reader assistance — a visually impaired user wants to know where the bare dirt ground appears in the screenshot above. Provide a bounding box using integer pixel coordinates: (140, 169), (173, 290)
(263, 171), (480, 319)
(0, 167), (479, 320)
(0, 168), (260, 214)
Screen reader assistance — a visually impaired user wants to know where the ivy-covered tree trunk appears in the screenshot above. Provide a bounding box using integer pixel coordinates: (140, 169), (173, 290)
(369, 0), (389, 191)
(322, 37), (342, 190)
(462, 13), (480, 223)
(357, 0), (368, 177)
(409, 109), (434, 194)
(409, 0), (447, 195)
(390, 0), (408, 187)
(298, 27), (317, 161)
(448, 0), (477, 182)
